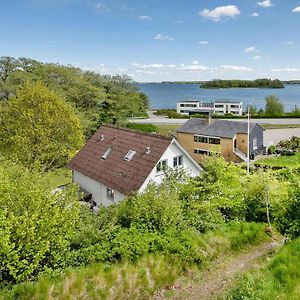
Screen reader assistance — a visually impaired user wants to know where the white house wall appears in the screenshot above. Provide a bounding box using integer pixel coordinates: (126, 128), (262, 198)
(139, 141), (201, 192)
(73, 170), (125, 207)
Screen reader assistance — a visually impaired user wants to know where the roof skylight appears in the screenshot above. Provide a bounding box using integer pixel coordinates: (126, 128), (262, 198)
(124, 149), (136, 161)
(101, 147), (112, 160)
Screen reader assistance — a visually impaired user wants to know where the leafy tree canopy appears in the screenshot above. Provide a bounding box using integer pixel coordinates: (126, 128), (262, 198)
(0, 56), (149, 136)
(201, 79), (284, 89)
(0, 81), (84, 171)
(265, 95), (284, 116)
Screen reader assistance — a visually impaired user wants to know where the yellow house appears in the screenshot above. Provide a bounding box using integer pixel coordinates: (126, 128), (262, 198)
(177, 118), (264, 163)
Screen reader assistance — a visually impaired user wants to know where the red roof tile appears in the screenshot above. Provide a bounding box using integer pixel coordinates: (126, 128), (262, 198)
(68, 125), (172, 195)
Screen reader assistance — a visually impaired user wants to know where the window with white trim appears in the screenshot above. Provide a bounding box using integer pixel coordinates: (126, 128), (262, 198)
(156, 159), (167, 173)
(173, 155), (183, 167)
(253, 137), (257, 150)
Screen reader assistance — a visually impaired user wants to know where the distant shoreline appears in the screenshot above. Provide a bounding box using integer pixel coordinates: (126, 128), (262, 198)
(138, 80), (300, 85)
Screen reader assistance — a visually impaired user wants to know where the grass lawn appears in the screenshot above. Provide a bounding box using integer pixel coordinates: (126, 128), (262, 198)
(256, 152), (300, 168)
(44, 167), (72, 189)
(261, 124), (300, 130)
(156, 124), (181, 136)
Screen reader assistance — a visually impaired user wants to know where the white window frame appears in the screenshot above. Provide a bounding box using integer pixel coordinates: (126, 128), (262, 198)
(173, 155), (183, 167)
(156, 159), (168, 173)
(253, 137), (258, 150)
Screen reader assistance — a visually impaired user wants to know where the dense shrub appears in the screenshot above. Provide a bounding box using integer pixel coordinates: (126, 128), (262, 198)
(278, 136), (300, 151)
(0, 161), (80, 283)
(117, 184), (184, 231)
(274, 181), (300, 238)
(281, 149), (295, 156)
(154, 109), (187, 119)
(268, 145), (276, 154)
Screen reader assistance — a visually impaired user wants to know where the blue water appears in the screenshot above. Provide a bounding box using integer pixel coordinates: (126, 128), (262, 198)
(137, 83), (300, 112)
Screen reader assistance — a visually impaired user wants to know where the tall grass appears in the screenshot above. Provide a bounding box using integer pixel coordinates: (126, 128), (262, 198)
(226, 238), (300, 300)
(1, 222), (270, 300)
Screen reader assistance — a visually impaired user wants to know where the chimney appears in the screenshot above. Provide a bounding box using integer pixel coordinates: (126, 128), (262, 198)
(145, 146), (151, 154)
(100, 134), (104, 141)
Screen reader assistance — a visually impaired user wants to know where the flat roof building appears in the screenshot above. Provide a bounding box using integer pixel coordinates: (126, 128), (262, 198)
(176, 100), (243, 116)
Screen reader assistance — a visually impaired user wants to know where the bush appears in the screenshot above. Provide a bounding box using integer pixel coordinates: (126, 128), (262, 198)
(117, 183), (184, 231)
(281, 149), (295, 156)
(154, 109), (187, 119)
(274, 181), (300, 238)
(268, 145), (276, 154)
(278, 136), (300, 151)
(0, 160), (80, 283)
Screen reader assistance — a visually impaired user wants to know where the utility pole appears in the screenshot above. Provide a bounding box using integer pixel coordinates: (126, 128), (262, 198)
(247, 105), (250, 176)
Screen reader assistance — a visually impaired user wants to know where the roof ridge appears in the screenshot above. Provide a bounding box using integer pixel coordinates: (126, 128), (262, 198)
(102, 124), (173, 141)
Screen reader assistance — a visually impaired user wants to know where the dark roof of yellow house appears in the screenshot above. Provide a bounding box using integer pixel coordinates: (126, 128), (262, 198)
(177, 118), (263, 139)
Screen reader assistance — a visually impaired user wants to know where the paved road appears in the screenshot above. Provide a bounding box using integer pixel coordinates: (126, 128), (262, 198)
(131, 117), (300, 125)
(130, 111), (300, 125)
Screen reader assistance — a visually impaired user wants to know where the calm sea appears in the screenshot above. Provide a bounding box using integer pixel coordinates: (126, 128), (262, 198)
(137, 83), (300, 112)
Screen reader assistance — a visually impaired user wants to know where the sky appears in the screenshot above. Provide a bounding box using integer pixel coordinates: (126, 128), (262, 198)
(0, 0), (300, 82)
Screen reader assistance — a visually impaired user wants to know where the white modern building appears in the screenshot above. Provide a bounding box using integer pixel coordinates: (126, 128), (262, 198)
(176, 100), (243, 116)
(69, 125), (202, 209)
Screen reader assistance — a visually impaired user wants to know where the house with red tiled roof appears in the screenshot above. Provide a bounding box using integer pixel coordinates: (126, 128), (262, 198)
(69, 125), (202, 208)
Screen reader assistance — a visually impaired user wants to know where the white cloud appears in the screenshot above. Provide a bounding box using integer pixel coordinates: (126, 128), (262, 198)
(199, 5), (240, 22)
(283, 41), (293, 45)
(180, 64), (209, 72)
(271, 68), (299, 72)
(192, 60), (199, 65)
(253, 55), (262, 60)
(292, 6), (300, 13)
(251, 12), (259, 17)
(132, 63), (175, 70)
(139, 15), (152, 20)
(154, 33), (175, 41)
(257, 0), (274, 8)
(198, 40), (208, 45)
(244, 46), (259, 53)
(221, 65), (254, 72)
(94, 2), (110, 13)
(136, 70), (156, 75)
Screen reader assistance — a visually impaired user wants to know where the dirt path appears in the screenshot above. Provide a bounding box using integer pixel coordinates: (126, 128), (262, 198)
(155, 239), (281, 300)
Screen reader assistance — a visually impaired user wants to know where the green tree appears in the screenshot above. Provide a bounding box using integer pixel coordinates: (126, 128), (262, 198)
(0, 160), (80, 283)
(0, 81), (84, 171)
(265, 95), (284, 116)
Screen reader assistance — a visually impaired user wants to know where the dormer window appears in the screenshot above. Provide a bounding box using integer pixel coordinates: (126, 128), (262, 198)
(101, 147), (112, 160)
(124, 149), (136, 161)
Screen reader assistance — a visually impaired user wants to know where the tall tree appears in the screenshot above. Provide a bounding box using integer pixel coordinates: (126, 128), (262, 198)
(0, 81), (84, 171)
(265, 95), (284, 116)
